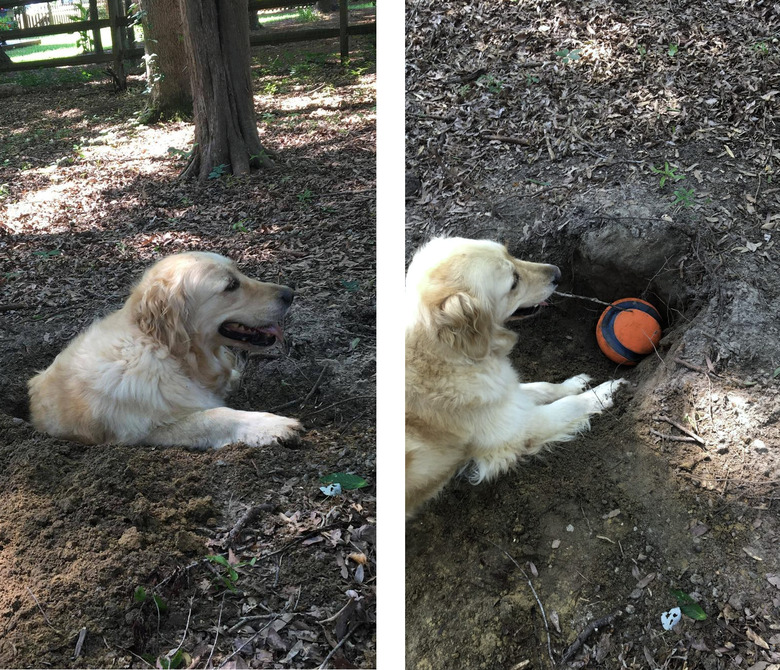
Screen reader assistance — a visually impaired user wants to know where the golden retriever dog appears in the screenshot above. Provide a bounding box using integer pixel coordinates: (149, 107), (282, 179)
(28, 252), (302, 449)
(405, 237), (626, 517)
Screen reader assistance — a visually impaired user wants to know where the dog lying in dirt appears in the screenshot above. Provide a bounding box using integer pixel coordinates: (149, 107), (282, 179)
(28, 252), (302, 449)
(405, 237), (626, 517)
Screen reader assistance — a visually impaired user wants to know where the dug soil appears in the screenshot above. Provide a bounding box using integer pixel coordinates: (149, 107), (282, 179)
(0, 37), (376, 668)
(406, 1), (780, 669)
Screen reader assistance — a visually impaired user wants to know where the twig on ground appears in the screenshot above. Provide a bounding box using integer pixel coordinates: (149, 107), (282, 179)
(674, 357), (715, 376)
(655, 415), (705, 446)
(561, 609), (622, 663)
(0, 302), (28, 313)
(206, 594), (225, 668)
(26, 586), (59, 632)
(317, 596), (358, 624)
(226, 613), (275, 635)
(226, 503), (275, 547)
(299, 395), (375, 419)
(649, 428), (698, 443)
(217, 613), (280, 668)
(482, 134), (531, 146)
(270, 364), (328, 412)
(489, 542), (555, 669)
(72, 627), (87, 660)
(553, 291), (628, 310)
(169, 597), (193, 662)
(317, 623), (361, 670)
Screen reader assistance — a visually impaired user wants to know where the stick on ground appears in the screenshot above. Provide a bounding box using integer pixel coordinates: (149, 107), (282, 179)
(561, 609), (622, 663)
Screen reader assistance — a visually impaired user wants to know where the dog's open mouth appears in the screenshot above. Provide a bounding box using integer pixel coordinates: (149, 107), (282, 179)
(218, 322), (283, 347)
(507, 302), (548, 321)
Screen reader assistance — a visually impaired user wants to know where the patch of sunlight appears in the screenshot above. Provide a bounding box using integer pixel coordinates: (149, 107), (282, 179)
(4, 181), (74, 233)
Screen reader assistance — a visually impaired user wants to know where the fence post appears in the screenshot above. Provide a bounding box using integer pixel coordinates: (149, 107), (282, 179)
(107, 0), (126, 89)
(89, 0), (103, 54)
(339, 0), (348, 65)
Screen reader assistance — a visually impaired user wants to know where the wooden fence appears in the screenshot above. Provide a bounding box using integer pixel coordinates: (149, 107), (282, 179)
(0, 0), (375, 84)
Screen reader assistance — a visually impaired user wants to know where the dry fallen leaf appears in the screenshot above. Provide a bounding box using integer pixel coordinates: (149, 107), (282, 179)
(746, 627), (770, 650)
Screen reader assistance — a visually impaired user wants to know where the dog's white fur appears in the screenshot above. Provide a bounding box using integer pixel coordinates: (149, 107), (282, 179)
(405, 237), (626, 517)
(28, 252), (302, 449)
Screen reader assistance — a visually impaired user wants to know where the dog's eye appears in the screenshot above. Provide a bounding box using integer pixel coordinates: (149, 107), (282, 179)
(510, 272), (519, 290)
(225, 277), (240, 292)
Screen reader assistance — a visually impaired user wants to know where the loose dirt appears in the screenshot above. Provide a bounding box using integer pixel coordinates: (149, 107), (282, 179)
(0, 37), (376, 669)
(406, 1), (780, 668)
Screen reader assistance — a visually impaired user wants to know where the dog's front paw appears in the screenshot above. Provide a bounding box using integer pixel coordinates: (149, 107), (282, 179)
(234, 413), (303, 448)
(562, 373), (592, 394)
(588, 379), (628, 411)
(270, 417), (304, 447)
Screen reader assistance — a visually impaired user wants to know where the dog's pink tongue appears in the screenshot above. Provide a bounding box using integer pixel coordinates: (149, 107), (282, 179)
(260, 324), (284, 344)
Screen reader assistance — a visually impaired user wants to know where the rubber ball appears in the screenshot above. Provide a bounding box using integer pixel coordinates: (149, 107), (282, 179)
(596, 298), (662, 365)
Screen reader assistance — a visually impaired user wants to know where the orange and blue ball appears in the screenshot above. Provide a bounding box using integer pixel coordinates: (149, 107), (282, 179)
(596, 298), (662, 365)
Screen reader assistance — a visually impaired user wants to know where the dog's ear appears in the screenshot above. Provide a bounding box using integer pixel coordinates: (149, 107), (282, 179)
(134, 277), (191, 356)
(435, 292), (492, 360)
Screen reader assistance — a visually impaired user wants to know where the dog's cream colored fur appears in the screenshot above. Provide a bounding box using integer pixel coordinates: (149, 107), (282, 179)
(405, 237), (625, 517)
(28, 252), (302, 449)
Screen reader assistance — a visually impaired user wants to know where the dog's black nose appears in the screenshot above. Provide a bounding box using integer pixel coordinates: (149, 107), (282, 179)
(279, 286), (294, 306)
(552, 267), (561, 285)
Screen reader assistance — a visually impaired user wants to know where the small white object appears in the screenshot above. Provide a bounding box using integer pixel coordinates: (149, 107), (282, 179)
(320, 483), (342, 496)
(661, 607), (682, 630)
(566, 524), (574, 533)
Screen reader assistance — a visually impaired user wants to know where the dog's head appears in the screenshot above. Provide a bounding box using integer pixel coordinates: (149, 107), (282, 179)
(129, 252), (293, 356)
(407, 237), (560, 360)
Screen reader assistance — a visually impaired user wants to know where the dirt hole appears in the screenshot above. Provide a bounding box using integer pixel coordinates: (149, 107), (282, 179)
(511, 218), (695, 384)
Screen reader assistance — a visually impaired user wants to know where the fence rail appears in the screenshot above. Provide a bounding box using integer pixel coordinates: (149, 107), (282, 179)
(0, 0), (375, 81)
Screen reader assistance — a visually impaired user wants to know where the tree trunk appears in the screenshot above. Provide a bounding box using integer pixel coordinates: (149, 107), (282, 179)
(138, 0), (192, 122)
(180, 0), (273, 181)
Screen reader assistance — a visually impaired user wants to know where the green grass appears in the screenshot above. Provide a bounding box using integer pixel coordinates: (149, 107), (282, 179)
(8, 29), (113, 62)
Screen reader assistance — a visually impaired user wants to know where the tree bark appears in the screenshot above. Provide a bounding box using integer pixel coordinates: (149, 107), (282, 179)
(138, 0), (192, 122)
(179, 0), (273, 181)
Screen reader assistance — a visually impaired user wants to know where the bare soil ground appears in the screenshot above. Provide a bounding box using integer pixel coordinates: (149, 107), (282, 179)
(0, 37), (376, 669)
(406, 1), (780, 668)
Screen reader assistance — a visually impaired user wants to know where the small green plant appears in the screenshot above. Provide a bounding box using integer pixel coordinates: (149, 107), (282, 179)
(208, 163), (229, 180)
(232, 220), (250, 233)
(262, 81), (279, 96)
(133, 586), (168, 613)
(70, 1), (94, 53)
(637, 44), (647, 57)
(672, 186), (695, 208)
(167, 144), (196, 161)
(458, 84), (471, 96)
(297, 188), (313, 205)
(297, 6), (318, 22)
(670, 589), (707, 620)
(525, 74), (540, 85)
(667, 44), (679, 57)
(32, 249), (62, 259)
(753, 41), (770, 55)
(0, 183), (9, 199)
(0, 13), (18, 31)
(555, 48), (582, 64)
(650, 162), (685, 188)
(206, 554), (257, 592)
(477, 74), (503, 93)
